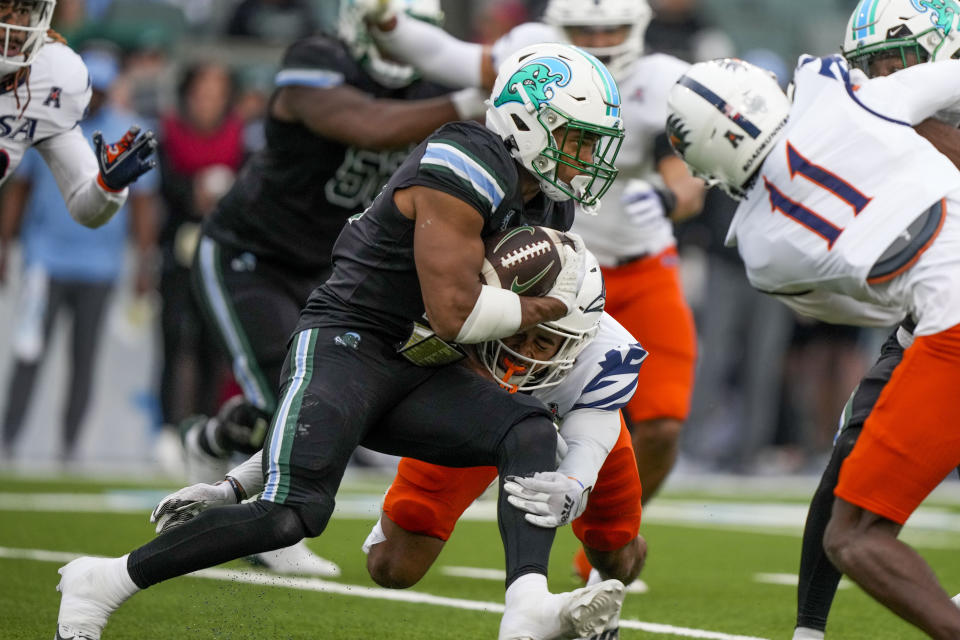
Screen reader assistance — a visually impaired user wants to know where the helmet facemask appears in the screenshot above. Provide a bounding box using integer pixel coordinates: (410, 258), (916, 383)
(478, 251), (605, 393)
(0, 0), (54, 76)
(529, 106), (623, 211)
(478, 321), (595, 393)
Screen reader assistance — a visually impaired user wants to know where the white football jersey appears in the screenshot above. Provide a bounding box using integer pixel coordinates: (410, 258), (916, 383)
(492, 22), (690, 265)
(534, 312), (647, 419)
(0, 40), (90, 187)
(727, 55), (960, 333)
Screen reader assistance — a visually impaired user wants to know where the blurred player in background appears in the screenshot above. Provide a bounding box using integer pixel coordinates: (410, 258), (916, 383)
(55, 41), (628, 640)
(361, 0), (704, 584)
(667, 50), (960, 639)
(0, 47), (157, 463)
(176, 0), (488, 576)
(793, 3), (960, 638)
(0, 0), (155, 229)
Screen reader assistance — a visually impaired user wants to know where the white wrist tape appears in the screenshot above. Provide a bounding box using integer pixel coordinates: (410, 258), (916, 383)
(450, 87), (488, 120)
(372, 13), (483, 88)
(226, 450), (265, 497)
(455, 285), (523, 344)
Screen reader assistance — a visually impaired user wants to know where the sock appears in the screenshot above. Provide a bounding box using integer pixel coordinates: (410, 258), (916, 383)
(107, 554), (140, 601)
(587, 568), (602, 586)
(362, 518), (386, 555)
(505, 572), (548, 607)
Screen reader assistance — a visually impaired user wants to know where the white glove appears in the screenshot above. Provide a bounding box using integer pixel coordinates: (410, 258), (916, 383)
(543, 231), (586, 314)
(621, 179), (667, 228)
(503, 471), (590, 528)
(346, 0), (396, 24)
(150, 479), (240, 534)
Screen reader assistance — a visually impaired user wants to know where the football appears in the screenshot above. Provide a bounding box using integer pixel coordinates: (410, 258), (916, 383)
(480, 225), (573, 296)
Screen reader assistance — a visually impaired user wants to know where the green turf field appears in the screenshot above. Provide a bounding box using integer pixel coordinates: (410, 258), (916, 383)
(4, 471), (960, 639)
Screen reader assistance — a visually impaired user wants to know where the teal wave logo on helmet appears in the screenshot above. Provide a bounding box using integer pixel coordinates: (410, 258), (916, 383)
(493, 57), (572, 109)
(912, 0), (960, 34)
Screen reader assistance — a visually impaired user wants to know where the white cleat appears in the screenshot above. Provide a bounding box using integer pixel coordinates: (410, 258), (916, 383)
(55, 557), (134, 640)
(251, 540), (341, 578)
(499, 579), (625, 640)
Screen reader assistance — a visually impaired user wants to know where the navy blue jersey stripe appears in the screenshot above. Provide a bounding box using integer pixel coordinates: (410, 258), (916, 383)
(678, 76), (761, 139)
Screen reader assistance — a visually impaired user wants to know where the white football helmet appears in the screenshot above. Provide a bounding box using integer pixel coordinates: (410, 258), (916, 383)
(665, 58), (789, 200)
(843, 0), (960, 75)
(338, 0), (444, 88)
(486, 43), (624, 211)
(0, 0), (55, 76)
(543, 0), (651, 82)
(478, 251), (605, 393)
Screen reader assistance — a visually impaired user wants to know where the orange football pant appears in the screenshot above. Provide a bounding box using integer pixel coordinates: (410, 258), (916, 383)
(601, 246), (696, 423)
(383, 414), (642, 551)
(836, 323), (960, 524)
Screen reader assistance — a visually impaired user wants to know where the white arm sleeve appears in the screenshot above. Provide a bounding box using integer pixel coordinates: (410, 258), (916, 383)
(372, 13), (484, 88)
(227, 450), (266, 497)
(35, 126), (128, 228)
(556, 408), (620, 489)
(857, 59), (960, 125)
(773, 290), (905, 328)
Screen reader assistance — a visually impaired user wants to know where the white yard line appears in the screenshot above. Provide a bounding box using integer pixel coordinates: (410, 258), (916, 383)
(753, 572), (851, 589)
(3, 545), (767, 640)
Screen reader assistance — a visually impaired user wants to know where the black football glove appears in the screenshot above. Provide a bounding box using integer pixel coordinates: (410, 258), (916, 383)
(94, 125), (157, 192)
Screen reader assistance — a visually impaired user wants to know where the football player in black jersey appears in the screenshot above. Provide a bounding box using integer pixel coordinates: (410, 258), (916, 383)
(175, 1), (487, 575)
(55, 42), (628, 640)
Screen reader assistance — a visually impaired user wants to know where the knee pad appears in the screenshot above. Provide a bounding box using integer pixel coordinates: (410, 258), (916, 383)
(386, 497), (449, 540)
(216, 396), (270, 454)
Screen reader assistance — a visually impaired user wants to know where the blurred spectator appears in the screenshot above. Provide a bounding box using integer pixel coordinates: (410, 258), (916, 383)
(677, 190), (795, 473)
(645, 0), (735, 62)
(472, 0), (529, 44)
(155, 62), (243, 436)
(0, 48), (158, 462)
(226, 0), (316, 43)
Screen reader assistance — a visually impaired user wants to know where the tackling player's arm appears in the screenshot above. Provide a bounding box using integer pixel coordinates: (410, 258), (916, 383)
(504, 407), (621, 528)
(371, 13), (496, 89)
(272, 82), (485, 149)
(34, 124), (156, 229)
(657, 153), (705, 223)
(396, 185), (569, 342)
(915, 117), (960, 170)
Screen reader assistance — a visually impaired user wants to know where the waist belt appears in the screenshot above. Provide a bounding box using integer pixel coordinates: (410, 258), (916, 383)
(614, 252), (651, 267)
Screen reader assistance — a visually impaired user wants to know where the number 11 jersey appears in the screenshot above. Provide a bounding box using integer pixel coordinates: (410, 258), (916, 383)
(726, 55), (960, 304)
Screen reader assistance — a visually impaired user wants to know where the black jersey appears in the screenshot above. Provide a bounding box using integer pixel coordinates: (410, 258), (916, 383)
(296, 121), (575, 339)
(204, 33), (451, 272)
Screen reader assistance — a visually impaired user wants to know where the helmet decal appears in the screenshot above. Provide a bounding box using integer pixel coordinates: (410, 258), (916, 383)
(666, 113), (692, 155)
(493, 57), (572, 109)
(914, 0), (960, 34)
(853, 0), (960, 40)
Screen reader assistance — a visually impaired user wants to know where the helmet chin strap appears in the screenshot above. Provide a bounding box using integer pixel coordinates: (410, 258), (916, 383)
(571, 175), (601, 214)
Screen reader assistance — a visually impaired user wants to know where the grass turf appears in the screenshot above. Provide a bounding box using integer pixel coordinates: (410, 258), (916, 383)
(3, 472), (960, 639)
